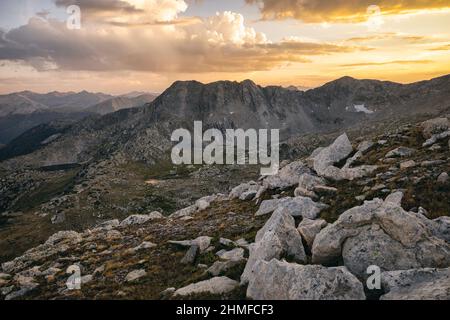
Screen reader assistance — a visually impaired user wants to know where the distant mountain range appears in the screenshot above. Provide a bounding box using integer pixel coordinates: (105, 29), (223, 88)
(1, 74), (449, 168)
(0, 90), (158, 144)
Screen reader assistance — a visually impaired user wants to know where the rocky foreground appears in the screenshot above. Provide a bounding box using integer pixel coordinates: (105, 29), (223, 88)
(0, 117), (449, 300)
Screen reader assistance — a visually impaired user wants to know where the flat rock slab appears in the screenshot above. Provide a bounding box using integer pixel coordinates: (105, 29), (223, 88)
(381, 268), (450, 300)
(246, 259), (365, 300)
(174, 277), (239, 297)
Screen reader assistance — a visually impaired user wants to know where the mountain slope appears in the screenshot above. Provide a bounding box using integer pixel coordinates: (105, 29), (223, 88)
(85, 94), (157, 115)
(2, 75), (450, 169)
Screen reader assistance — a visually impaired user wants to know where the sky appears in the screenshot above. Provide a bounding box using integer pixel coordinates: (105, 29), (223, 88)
(0, 0), (450, 94)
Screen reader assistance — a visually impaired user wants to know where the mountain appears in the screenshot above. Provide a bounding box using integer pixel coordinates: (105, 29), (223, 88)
(1, 75), (450, 169)
(85, 94), (157, 115)
(0, 91), (156, 144)
(0, 91), (113, 116)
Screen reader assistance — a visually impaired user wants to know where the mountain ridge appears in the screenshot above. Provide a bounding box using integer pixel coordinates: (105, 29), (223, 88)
(1, 74), (449, 169)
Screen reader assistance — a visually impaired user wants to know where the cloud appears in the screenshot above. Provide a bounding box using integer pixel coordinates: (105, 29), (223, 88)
(344, 33), (441, 44)
(0, 10), (362, 73)
(428, 44), (450, 51)
(55, 0), (188, 24)
(340, 60), (433, 67)
(245, 0), (450, 23)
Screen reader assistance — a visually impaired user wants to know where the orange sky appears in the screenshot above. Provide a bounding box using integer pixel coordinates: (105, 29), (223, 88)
(0, 0), (449, 94)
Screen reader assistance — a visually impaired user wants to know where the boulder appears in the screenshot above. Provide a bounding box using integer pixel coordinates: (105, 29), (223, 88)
(400, 160), (416, 170)
(357, 141), (375, 154)
(2, 231), (82, 274)
(246, 259), (365, 300)
(423, 130), (450, 147)
(174, 276), (239, 297)
(241, 208), (306, 284)
(420, 117), (450, 139)
(125, 269), (146, 282)
(216, 248), (245, 261)
(168, 236), (212, 253)
(312, 193), (450, 279)
(313, 133), (353, 176)
(229, 182), (260, 199)
(437, 172), (449, 184)
(255, 196), (327, 219)
(298, 173), (326, 191)
(297, 218), (328, 248)
(207, 259), (246, 277)
(433, 216), (450, 242)
(120, 212), (163, 227)
(181, 245), (199, 265)
(169, 205), (197, 219)
(263, 160), (311, 190)
(385, 147), (416, 158)
(381, 268), (450, 300)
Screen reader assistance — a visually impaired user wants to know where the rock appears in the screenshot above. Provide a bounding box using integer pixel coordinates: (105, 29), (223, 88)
(1, 286), (14, 296)
(384, 191), (404, 206)
(106, 230), (122, 241)
(174, 277), (239, 297)
(241, 208), (306, 284)
(428, 144), (442, 151)
(160, 287), (176, 299)
(229, 182), (260, 199)
(46, 231), (82, 246)
(400, 160), (416, 170)
(181, 245), (199, 265)
(51, 212), (66, 224)
(294, 187), (317, 199)
(170, 205), (197, 219)
(437, 172), (449, 184)
(263, 160), (311, 189)
(235, 238), (249, 249)
(93, 265), (105, 275)
(134, 241), (157, 251)
(255, 196), (327, 219)
(96, 219), (120, 230)
(207, 259), (245, 277)
(298, 173), (326, 191)
(433, 216), (450, 242)
(216, 248), (245, 261)
(219, 238), (235, 247)
(246, 259), (365, 300)
(314, 133), (353, 176)
(81, 274), (93, 285)
(357, 140), (375, 154)
(313, 185), (338, 195)
(421, 160), (446, 167)
(385, 147), (416, 158)
(5, 283), (38, 300)
(125, 269), (147, 282)
(378, 140), (388, 145)
(2, 230), (83, 274)
(120, 212), (162, 227)
(381, 268), (450, 300)
(168, 236), (212, 253)
(195, 195), (218, 211)
(297, 218), (328, 248)
(239, 190), (257, 201)
(170, 195), (221, 218)
(420, 117), (450, 139)
(0, 273), (11, 281)
(312, 194), (450, 279)
(422, 130), (450, 147)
